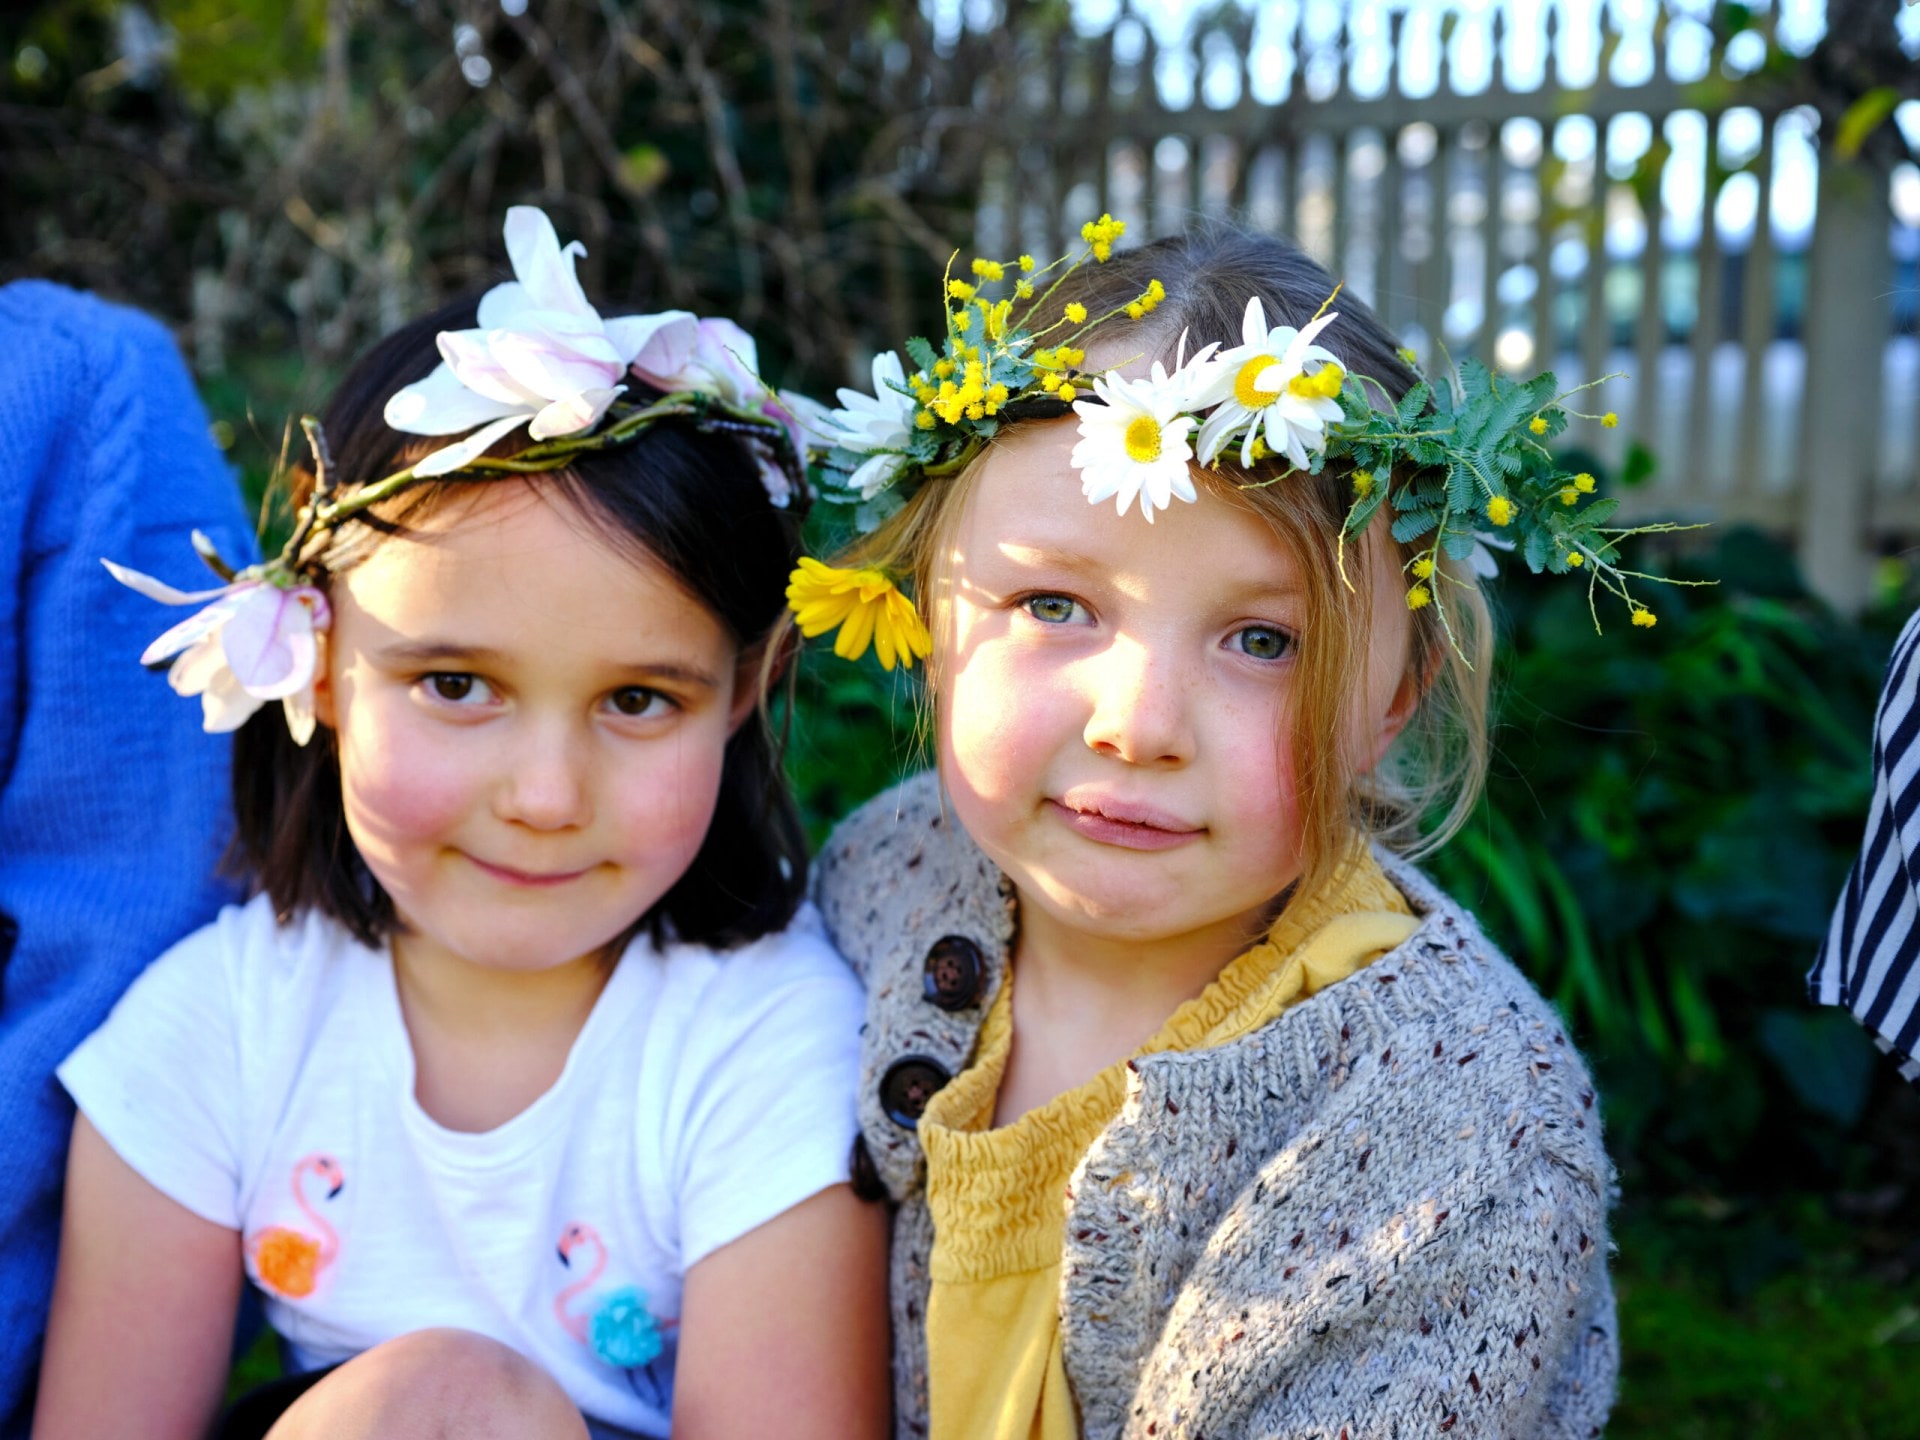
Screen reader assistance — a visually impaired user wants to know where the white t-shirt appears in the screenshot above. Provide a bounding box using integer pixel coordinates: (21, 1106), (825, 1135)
(59, 894), (864, 1436)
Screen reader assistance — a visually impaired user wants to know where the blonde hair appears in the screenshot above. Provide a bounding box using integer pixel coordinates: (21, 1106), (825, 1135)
(836, 227), (1492, 901)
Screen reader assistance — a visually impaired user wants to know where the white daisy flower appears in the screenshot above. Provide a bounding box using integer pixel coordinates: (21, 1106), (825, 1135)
(1192, 298), (1346, 471)
(1069, 361), (1201, 522)
(824, 351), (919, 500)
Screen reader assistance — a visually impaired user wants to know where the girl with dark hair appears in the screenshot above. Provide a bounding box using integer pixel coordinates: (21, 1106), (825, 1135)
(34, 210), (888, 1440)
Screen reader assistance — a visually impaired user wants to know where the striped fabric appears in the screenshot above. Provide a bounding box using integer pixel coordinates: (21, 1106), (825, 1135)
(1810, 607), (1920, 1086)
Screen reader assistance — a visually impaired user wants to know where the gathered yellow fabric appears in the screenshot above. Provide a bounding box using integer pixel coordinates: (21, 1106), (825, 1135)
(918, 850), (1418, 1440)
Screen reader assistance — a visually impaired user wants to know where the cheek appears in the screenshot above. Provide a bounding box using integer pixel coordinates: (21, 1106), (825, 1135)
(609, 726), (731, 864)
(337, 716), (476, 855)
(1210, 688), (1304, 850)
(939, 631), (1059, 805)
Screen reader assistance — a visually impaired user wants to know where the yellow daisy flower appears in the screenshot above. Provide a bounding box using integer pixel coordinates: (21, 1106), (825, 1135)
(786, 559), (933, 671)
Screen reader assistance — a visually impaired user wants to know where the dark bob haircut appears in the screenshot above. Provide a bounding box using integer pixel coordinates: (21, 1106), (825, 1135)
(231, 295), (810, 952)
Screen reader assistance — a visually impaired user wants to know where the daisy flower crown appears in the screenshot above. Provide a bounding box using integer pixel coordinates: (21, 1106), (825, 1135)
(108, 206), (820, 745)
(788, 214), (1706, 673)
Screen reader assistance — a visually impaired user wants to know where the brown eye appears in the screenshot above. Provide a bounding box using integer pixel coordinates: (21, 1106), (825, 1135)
(608, 688), (670, 718)
(429, 674), (475, 701)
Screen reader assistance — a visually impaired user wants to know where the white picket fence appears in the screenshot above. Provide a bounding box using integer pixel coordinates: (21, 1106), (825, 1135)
(950, 0), (1920, 609)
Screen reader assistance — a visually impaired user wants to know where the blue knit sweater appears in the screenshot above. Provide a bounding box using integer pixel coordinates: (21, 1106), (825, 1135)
(0, 281), (254, 1433)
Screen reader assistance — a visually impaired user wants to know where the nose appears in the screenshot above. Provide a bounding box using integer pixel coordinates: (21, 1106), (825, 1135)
(1081, 634), (1194, 767)
(496, 716), (593, 830)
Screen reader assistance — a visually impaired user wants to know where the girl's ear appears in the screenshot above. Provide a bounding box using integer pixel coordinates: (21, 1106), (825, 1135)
(310, 631), (337, 731)
(1359, 649), (1430, 774)
(728, 633), (788, 737)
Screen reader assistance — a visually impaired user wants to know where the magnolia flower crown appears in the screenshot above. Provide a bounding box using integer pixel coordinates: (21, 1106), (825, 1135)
(108, 207), (821, 743)
(787, 213), (1704, 674)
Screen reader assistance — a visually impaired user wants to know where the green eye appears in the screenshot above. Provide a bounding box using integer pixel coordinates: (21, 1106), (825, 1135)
(1235, 626), (1292, 661)
(1026, 595), (1083, 624)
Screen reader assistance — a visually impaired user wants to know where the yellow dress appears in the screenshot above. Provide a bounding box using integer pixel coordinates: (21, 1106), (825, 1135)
(918, 852), (1419, 1440)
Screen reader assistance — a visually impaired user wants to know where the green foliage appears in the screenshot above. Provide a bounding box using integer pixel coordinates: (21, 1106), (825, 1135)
(1427, 525), (1899, 1195)
(1612, 1204), (1920, 1439)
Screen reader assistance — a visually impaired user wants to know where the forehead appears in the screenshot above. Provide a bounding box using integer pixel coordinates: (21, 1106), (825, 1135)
(956, 417), (1304, 596)
(332, 481), (732, 656)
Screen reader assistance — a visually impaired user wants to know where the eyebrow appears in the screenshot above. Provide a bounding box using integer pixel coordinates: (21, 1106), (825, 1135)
(374, 641), (721, 689)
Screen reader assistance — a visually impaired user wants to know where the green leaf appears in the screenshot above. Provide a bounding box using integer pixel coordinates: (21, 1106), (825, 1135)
(1342, 482), (1389, 537)
(1390, 508), (1441, 543)
(1758, 1009), (1876, 1125)
(904, 336), (938, 373)
(1836, 87), (1900, 161)
(1577, 496), (1622, 528)
(1446, 459), (1478, 514)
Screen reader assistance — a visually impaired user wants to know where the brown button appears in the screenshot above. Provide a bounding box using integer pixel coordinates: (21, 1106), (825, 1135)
(848, 1135), (887, 1203)
(879, 1056), (951, 1129)
(922, 935), (985, 1011)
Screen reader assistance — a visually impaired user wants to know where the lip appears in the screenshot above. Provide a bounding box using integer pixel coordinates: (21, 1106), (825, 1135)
(1048, 793), (1204, 852)
(464, 855), (594, 888)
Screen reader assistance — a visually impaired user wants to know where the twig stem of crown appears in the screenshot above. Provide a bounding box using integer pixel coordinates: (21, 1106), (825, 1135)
(105, 206), (817, 744)
(790, 215), (1710, 672)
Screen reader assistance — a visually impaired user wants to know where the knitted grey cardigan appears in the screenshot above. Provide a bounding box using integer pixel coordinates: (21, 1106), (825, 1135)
(815, 773), (1617, 1439)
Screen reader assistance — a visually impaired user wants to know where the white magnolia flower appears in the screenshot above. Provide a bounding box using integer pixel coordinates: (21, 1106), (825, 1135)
(824, 351), (919, 500)
(384, 207), (699, 477)
(1192, 298), (1346, 471)
(635, 316), (764, 410)
(1469, 531), (1514, 579)
(105, 541), (331, 745)
(755, 388), (834, 509)
(1069, 360), (1203, 522)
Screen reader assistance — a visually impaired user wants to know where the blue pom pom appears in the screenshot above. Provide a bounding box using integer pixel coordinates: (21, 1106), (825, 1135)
(590, 1285), (664, 1369)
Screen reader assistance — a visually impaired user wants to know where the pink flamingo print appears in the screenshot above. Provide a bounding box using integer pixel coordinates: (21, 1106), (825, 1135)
(246, 1153), (345, 1300)
(554, 1221), (677, 1379)
(554, 1220), (607, 1343)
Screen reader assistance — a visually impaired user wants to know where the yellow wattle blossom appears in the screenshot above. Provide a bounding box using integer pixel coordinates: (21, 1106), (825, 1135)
(1412, 556), (1435, 579)
(1082, 213), (1126, 262)
(1396, 346), (1419, 366)
(1056, 345), (1085, 367)
(1352, 469), (1374, 497)
(1057, 383), (1077, 402)
(1559, 486), (1579, 506)
(1529, 416), (1549, 435)
(1486, 495), (1517, 527)
(786, 559), (934, 671)
(1018, 254), (1035, 272)
(954, 309), (973, 332)
(1575, 472), (1596, 493)
(1287, 363), (1344, 401)
(1601, 412), (1619, 429)
(934, 358), (956, 379)
(1247, 436), (1270, 462)
(915, 411), (936, 429)
(1040, 372), (1062, 394)
(1631, 606), (1657, 628)
(1064, 302), (1088, 324)
(1567, 552), (1585, 567)
(947, 280), (975, 301)
(1125, 302), (1144, 320)
(1406, 584), (1432, 611)
(1015, 280), (1035, 299)
(971, 258), (1005, 281)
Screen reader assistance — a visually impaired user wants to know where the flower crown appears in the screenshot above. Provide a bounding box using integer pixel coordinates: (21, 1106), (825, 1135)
(109, 207), (817, 744)
(786, 215), (1703, 672)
